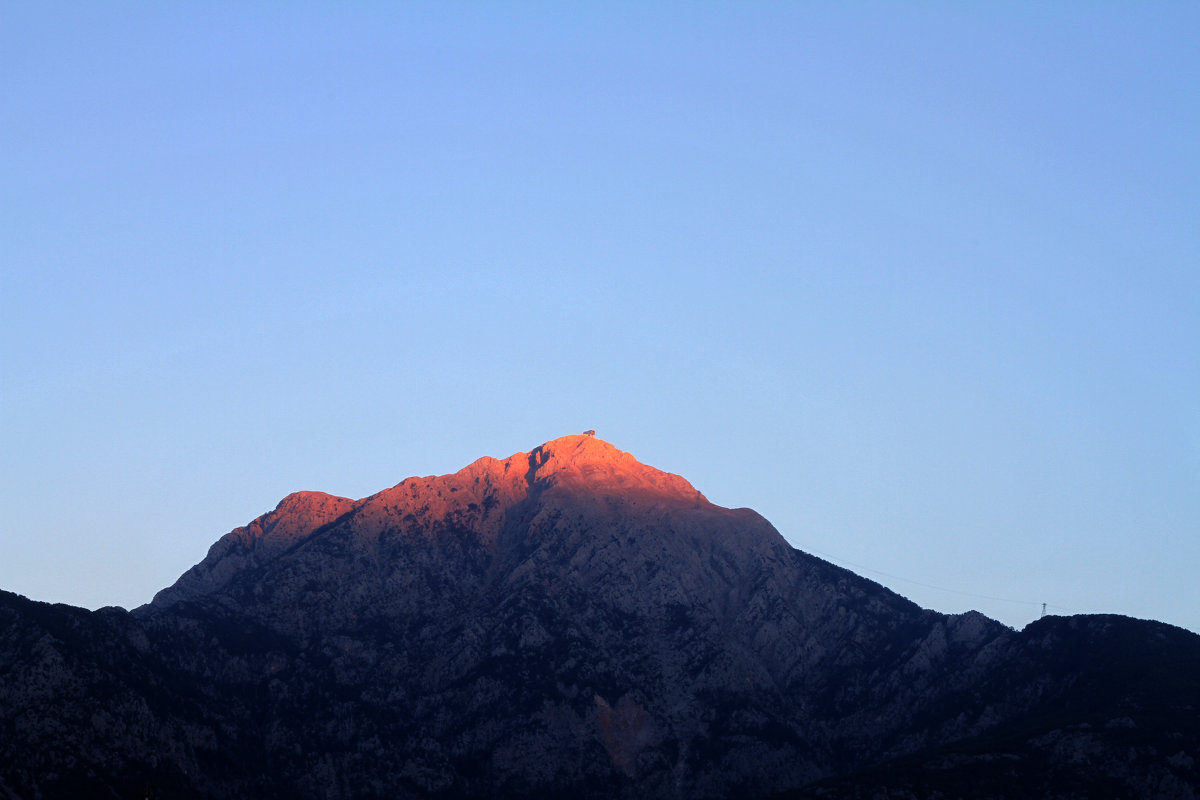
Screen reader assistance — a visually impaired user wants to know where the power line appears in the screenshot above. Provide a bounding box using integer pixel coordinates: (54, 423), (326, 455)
(803, 545), (1075, 612)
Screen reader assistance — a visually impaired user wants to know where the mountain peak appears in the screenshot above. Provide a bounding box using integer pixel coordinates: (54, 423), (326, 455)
(428, 434), (705, 506)
(151, 436), (710, 611)
(145, 490), (355, 609)
(533, 432), (627, 463)
(530, 433), (638, 474)
(523, 434), (706, 503)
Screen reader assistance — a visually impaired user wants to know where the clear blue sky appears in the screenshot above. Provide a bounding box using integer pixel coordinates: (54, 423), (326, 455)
(2, 3), (1197, 633)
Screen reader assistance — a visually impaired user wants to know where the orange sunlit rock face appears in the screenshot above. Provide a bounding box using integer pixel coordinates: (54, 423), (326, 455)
(524, 434), (706, 502)
(233, 491), (356, 556)
(326, 434), (714, 549)
(149, 434), (766, 612)
(152, 491), (356, 606)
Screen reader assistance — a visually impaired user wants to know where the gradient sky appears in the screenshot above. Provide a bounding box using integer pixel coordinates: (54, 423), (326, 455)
(2, 3), (1197, 634)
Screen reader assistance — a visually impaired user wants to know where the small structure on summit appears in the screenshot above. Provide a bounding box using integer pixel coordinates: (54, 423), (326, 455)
(582, 429), (596, 437)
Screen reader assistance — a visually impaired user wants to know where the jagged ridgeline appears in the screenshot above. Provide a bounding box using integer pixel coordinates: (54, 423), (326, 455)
(2, 435), (1198, 799)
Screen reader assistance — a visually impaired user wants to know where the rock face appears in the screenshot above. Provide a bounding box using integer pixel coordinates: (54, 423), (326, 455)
(1, 435), (1198, 799)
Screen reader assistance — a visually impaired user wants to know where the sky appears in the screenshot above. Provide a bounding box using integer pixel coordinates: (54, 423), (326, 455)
(2, 2), (1197, 634)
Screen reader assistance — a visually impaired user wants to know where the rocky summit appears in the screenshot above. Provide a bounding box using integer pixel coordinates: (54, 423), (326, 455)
(2, 435), (1198, 799)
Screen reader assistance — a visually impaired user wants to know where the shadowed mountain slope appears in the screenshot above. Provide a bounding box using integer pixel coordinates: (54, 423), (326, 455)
(2, 435), (1197, 798)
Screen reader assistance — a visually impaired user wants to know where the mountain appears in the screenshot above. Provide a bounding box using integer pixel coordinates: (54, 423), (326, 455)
(2, 434), (1197, 799)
